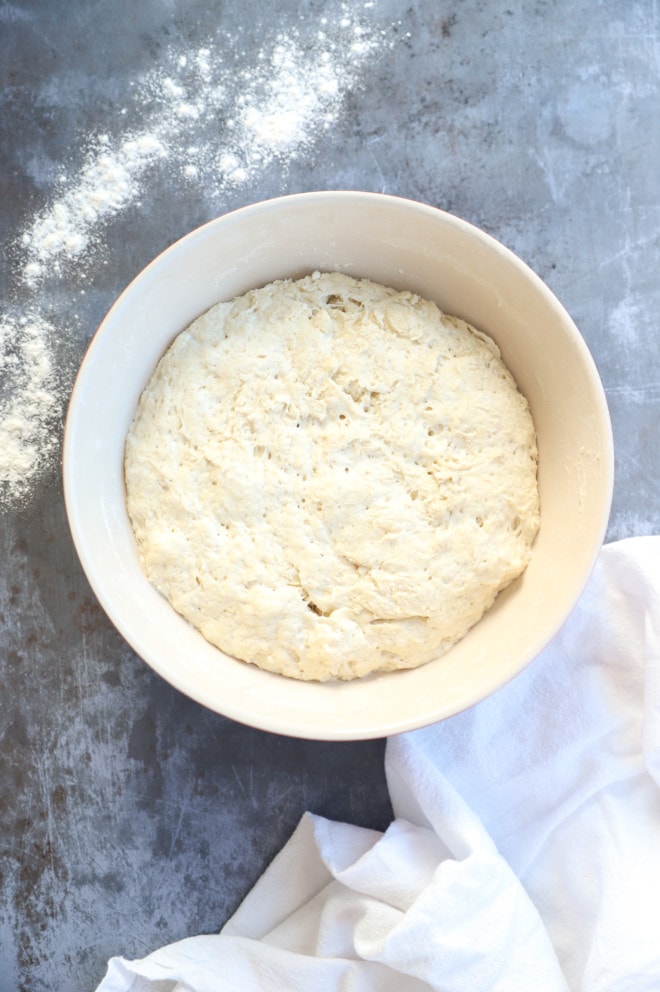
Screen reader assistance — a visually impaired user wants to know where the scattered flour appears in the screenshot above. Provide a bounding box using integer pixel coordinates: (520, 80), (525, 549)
(21, 133), (166, 282)
(0, 316), (61, 506)
(2, 1), (396, 509)
(19, 5), (393, 283)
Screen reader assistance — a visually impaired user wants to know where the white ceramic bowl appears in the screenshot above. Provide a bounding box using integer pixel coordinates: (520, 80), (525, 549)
(63, 191), (613, 740)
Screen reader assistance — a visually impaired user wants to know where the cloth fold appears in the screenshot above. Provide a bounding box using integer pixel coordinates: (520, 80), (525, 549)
(96, 537), (660, 992)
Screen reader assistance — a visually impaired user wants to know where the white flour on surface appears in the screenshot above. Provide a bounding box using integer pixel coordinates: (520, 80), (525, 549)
(1, 1), (397, 509)
(0, 316), (61, 506)
(19, 4), (394, 283)
(21, 133), (166, 283)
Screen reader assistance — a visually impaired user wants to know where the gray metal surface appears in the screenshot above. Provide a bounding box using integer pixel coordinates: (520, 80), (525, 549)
(1, 2), (658, 989)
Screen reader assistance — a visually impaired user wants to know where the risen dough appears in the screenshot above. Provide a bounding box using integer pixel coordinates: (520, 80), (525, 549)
(125, 272), (539, 681)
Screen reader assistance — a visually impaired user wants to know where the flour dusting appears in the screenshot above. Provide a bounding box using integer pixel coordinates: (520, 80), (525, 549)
(214, 23), (380, 186)
(2, 2), (396, 509)
(19, 5), (392, 283)
(21, 133), (166, 282)
(0, 316), (62, 506)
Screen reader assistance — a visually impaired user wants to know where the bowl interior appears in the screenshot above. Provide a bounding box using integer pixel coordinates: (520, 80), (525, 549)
(63, 192), (613, 740)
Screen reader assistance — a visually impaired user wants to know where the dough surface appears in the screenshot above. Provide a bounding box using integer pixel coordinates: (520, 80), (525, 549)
(125, 272), (539, 681)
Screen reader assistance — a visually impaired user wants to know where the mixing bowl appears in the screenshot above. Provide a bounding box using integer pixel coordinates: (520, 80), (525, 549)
(63, 191), (613, 740)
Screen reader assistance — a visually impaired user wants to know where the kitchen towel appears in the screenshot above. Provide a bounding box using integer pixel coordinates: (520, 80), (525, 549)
(95, 536), (660, 991)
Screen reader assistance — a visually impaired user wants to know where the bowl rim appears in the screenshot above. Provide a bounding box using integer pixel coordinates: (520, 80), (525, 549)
(63, 190), (614, 740)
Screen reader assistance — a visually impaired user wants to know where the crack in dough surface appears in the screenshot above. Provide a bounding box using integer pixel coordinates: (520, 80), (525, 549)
(125, 271), (540, 681)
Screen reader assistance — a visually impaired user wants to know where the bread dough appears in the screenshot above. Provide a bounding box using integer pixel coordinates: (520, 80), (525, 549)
(125, 272), (539, 681)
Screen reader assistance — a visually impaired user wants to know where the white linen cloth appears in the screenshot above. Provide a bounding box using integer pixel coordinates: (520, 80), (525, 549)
(96, 536), (660, 992)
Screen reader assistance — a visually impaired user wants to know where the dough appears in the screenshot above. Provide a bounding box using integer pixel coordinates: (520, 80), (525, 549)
(125, 272), (539, 681)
